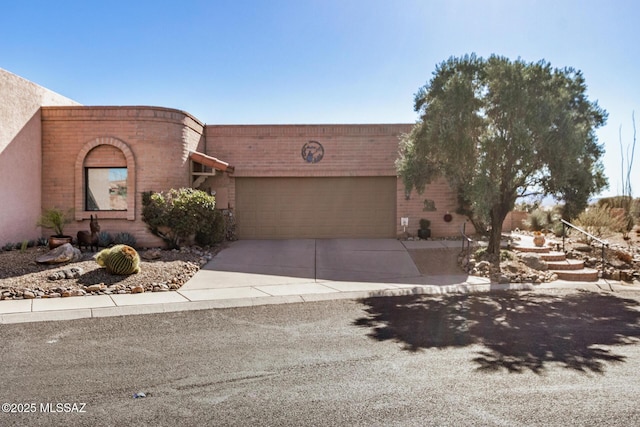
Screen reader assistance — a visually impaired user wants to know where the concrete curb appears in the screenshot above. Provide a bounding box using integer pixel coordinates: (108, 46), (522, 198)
(0, 281), (552, 325)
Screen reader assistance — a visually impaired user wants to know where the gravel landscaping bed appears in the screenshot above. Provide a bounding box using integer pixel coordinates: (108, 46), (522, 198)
(0, 245), (224, 300)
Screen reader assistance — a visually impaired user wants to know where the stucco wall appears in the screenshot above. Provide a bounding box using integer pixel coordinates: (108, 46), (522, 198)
(41, 106), (205, 248)
(0, 69), (78, 246)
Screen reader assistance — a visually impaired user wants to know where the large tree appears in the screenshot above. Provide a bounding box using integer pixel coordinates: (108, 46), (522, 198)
(397, 54), (608, 258)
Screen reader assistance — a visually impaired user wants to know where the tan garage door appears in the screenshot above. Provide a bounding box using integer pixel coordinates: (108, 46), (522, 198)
(235, 177), (396, 239)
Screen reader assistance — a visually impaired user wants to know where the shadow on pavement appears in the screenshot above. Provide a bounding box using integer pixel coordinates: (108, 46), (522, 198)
(354, 291), (640, 374)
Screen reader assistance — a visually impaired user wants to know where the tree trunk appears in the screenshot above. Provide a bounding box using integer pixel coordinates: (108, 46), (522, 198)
(486, 205), (509, 262)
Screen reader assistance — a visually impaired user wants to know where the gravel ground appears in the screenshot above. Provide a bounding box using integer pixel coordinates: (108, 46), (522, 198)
(0, 245), (225, 300)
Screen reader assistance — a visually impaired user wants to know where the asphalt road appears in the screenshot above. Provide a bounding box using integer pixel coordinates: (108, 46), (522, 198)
(1, 289), (640, 426)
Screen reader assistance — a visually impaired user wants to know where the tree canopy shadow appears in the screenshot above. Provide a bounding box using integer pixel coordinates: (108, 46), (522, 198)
(354, 291), (640, 374)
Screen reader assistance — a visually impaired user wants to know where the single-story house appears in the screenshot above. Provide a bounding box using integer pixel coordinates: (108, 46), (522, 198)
(1, 68), (467, 248)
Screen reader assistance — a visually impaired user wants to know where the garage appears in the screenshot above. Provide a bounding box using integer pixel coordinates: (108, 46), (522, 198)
(235, 177), (397, 239)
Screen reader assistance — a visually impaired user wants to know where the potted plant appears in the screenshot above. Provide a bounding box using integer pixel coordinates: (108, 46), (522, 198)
(37, 207), (73, 249)
(418, 218), (431, 239)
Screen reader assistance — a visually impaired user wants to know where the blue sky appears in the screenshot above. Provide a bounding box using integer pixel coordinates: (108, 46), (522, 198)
(2, 0), (638, 198)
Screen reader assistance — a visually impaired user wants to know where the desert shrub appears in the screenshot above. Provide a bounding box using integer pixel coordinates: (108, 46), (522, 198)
(598, 196), (639, 236)
(37, 237), (48, 247)
(36, 207), (73, 236)
(524, 209), (547, 231)
(474, 248), (487, 259)
(524, 208), (560, 232)
(615, 250), (633, 264)
(550, 221), (566, 237)
(113, 232), (137, 247)
(500, 250), (515, 261)
(98, 231), (114, 248)
(573, 206), (621, 241)
(195, 209), (225, 246)
(3, 242), (14, 251)
(142, 188), (220, 249)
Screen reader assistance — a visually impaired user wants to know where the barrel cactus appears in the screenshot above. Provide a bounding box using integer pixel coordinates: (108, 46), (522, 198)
(95, 244), (140, 275)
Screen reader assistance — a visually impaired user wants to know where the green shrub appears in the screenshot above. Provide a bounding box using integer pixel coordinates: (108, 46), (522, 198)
(195, 209), (225, 246)
(3, 242), (14, 251)
(142, 188), (220, 249)
(550, 221), (566, 237)
(37, 237), (49, 247)
(474, 248), (487, 259)
(500, 250), (515, 261)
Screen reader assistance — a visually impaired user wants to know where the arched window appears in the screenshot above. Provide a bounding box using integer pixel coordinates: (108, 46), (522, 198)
(75, 138), (136, 220)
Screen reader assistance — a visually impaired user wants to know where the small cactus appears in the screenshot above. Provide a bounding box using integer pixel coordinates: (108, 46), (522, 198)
(95, 244), (140, 275)
(95, 248), (110, 267)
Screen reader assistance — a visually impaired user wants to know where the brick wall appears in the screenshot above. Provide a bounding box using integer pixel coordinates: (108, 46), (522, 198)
(40, 111), (467, 244)
(206, 124), (410, 177)
(396, 179), (466, 238)
(41, 106), (204, 247)
(205, 124), (465, 238)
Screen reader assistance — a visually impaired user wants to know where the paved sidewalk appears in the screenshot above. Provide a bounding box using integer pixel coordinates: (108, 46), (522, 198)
(2, 239), (639, 324)
(3, 275), (636, 325)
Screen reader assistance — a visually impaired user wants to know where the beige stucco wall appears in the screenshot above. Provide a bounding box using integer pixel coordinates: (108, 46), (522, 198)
(0, 69), (78, 246)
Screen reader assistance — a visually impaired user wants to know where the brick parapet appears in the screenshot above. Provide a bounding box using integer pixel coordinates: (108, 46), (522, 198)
(42, 106), (204, 134)
(205, 124), (412, 178)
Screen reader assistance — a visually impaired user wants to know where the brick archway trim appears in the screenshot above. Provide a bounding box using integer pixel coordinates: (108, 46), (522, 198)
(74, 137), (136, 220)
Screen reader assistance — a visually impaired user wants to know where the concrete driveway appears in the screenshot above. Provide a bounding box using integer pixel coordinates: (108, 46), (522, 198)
(184, 239), (473, 290)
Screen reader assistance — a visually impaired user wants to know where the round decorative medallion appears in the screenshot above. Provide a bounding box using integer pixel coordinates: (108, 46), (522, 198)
(301, 141), (324, 163)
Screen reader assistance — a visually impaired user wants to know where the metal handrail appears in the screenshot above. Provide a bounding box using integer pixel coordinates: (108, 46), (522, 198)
(560, 219), (608, 267)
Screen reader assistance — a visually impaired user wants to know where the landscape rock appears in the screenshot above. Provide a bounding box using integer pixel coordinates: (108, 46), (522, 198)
(141, 249), (162, 260)
(520, 254), (549, 271)
(86, 284), (106, 293)
(476, 261), (491, 270)
(48, 267), (84, 281)
(131, 285), (145, 294)
(23, 290), (36, 299)
(36, 243), (81, 265)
